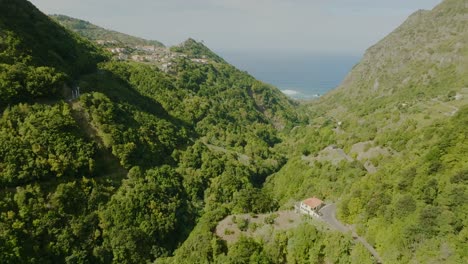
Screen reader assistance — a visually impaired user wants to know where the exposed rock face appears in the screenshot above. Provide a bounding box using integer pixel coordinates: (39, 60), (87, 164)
(320, 0), (467, 112)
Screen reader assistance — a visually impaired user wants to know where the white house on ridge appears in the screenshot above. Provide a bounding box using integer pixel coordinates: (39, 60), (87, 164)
(296, 197), (324, 218)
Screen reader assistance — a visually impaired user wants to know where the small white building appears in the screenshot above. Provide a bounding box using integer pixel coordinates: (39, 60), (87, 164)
(136, 45), (156, 52)
(296, 197), (324, 218)
(190, 58), (209, 64)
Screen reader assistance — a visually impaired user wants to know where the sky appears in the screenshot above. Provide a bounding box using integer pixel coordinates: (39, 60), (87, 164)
(29, 0), (442, 55)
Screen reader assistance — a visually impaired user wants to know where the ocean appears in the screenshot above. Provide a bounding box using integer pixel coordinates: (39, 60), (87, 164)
(219, 51), (361, 100)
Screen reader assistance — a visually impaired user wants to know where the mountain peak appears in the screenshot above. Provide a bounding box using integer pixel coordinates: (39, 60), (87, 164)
(320, 0), (467, 114)
(170, 38), (225, 63)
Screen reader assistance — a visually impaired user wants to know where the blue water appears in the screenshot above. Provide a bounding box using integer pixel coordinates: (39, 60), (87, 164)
(219, 51), (361, 99)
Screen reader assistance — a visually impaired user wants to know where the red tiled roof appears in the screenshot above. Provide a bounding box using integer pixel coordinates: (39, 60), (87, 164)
(303, 197), (323, 209)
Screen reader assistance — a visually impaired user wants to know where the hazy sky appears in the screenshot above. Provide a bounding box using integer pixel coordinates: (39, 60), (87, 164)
(29, 0), (442, 55)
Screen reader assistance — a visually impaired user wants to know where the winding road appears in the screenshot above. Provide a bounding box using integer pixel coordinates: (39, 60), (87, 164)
(431, 98), (459, 116)
(319, 204), (383, 263)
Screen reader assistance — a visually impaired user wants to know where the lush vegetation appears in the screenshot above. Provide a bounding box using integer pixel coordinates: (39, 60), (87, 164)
(0, 103), (95, 186)
(0, 0), (106, 107)
(266, 106), (467, 263)
(1, 0), (466, 263)
(164, 221), (374, 264)
(338, 107), (468, 263)
(0, 0), (105, 77)
(264, 0), (468, 263)
(0, 1), (301, 263)
(0, 62), (66, 105)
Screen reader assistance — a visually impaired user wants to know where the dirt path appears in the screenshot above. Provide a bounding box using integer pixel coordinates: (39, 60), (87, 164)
(431, 98), (459, 116)
(320, 204), (383, 263)
(215, 211), (306, 243)
(203, 142), (250, 165)
(215, 205), (382, 263)
(69, 101), (127, 180)
(69, 101), (105, 147)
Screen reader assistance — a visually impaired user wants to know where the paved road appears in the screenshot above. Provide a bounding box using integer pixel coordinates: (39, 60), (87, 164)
(319, 204), (383, 263)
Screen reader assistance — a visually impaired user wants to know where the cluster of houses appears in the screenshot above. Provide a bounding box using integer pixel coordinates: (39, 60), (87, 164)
(135, 45), (157, 52)
(128, 51), (183, 64)
(96, 40), (118, 45)
(96, 40), (210, 72)
(106, 47), (125, 54)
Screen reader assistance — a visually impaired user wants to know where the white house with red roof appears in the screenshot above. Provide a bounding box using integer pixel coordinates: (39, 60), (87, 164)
(296, 197), (324, 218)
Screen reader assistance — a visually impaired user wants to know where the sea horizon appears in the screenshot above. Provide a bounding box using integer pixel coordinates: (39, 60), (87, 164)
(219, 51), (362, 100)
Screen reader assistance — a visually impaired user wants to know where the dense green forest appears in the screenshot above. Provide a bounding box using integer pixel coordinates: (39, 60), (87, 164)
(0, 0), (467, 263)
(264, 0), (467, 263)
(0, 0), (300, 262)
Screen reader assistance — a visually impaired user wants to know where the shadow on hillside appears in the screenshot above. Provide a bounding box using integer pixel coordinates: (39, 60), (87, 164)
(77, 68), (196, 169)
(79, 68), (194, 134)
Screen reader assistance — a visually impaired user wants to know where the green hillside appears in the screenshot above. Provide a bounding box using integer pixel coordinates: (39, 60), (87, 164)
(0, 0), (467, 263)
(51, 15), (222, 69)
(265, 0), (468, 263)
(0, 1), (106, 76)
(0, 0), (300, 263)
(316, 0), (467, 119)
(50, 15), (165, 48)
(0, 0), (106, 106)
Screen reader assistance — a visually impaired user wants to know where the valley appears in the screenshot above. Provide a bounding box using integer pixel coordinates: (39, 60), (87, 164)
(0, 0), (467, 263)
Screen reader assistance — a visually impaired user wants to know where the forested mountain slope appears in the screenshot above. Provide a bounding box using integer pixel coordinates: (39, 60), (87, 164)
(266, 0), (467, 263)
(1, 0), (466, 263)
(51, 15), (165, 48)
(317, 0), (467, 118)
(0, 0), (300, 263)
(0, 0), (106, 106)
(52, 15), (224, 70)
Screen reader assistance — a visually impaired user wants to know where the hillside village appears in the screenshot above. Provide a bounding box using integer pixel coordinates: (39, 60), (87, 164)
(50, 15), (211, 72)
(97, 40), (210, 72)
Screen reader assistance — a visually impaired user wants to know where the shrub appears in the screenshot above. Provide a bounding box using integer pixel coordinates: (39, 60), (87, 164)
(236, 218), (249, 231)
(264, 213), (279, 225)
